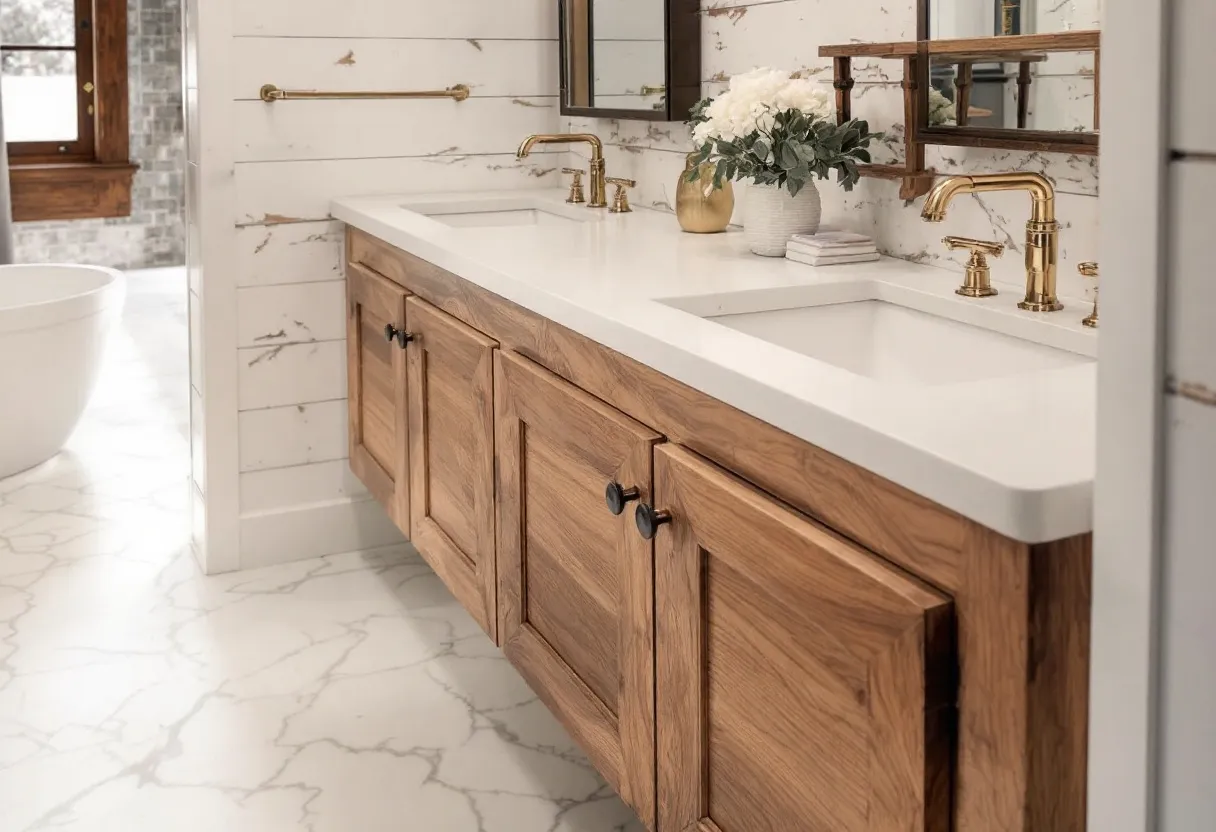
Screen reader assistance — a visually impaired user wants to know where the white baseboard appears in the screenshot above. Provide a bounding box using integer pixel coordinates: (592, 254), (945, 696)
(238, 495), (405, 570)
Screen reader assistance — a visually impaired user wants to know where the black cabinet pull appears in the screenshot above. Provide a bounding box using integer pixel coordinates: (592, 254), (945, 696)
(605, 482), (640, 516)
(635, 503), (672, 540)
(383, 324), (414, 349)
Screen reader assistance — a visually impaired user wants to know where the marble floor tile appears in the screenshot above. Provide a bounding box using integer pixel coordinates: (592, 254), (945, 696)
(0, 268), (644, 831)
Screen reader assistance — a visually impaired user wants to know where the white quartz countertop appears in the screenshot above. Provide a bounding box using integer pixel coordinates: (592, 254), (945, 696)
(332, 190), (1097, 544)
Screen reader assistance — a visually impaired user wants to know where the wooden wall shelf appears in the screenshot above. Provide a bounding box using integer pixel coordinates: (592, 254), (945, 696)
(820, 30), (1101, 200)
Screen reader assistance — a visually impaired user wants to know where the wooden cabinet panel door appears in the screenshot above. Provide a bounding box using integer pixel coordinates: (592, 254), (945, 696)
(653, 445), (957, 832)
(346, 263), (410, 531)
(495, 351), (661, 828)
(406, 297), (498, 641)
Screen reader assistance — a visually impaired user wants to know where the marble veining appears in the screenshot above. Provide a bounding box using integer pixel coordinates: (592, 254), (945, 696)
(0, 270), (642, 831)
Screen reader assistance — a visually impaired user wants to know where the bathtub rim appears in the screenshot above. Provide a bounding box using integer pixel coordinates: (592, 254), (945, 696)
(0, 264), (126, 336)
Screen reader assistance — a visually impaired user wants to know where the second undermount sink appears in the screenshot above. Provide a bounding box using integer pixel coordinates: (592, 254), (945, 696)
(694, 299), (1093, 386)
(402, 197), (598, 229)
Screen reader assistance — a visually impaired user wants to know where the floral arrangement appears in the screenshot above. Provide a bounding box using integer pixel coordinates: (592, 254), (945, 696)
(687, 68), (881, 196)
(927, 87), (956, 126)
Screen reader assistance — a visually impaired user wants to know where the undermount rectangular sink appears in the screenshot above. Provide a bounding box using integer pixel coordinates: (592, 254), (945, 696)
(404, 199), (595, 229)
(704, 300), (1093, 386)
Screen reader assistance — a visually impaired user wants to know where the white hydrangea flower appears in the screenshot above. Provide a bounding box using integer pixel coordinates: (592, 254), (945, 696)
(693, 67), (834, 146)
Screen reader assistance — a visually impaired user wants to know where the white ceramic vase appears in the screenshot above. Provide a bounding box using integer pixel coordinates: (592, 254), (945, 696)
(743, 182), (822, 257)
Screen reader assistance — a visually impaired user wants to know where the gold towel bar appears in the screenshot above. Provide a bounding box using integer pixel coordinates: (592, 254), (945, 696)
(259, 83), (471, 103)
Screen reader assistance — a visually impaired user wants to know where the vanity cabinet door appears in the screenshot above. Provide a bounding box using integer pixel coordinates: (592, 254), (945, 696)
(346, 263), (410, 531)
(495, 351), (661, 829)
(405, 297), (499, 641)
(653, 444), (957, 832)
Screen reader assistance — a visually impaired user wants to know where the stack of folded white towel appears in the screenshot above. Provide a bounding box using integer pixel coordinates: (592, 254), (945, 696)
(785, 231), (879, 266)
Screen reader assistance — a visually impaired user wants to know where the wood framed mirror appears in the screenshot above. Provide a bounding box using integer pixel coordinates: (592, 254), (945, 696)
(917, 0), (1099, 154)
(558, 0), (701, 122)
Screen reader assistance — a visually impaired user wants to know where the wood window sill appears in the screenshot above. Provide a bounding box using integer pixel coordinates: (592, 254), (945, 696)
(9, 161), (139, 223)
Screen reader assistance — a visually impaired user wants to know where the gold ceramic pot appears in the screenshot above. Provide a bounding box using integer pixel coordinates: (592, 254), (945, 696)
(676, 154), (734, 234)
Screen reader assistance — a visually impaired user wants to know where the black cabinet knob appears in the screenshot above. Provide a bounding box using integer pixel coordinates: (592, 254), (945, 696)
(383, 324), (414, 349)
(635, 503), (672, 540)
(605, 482), (640, 516)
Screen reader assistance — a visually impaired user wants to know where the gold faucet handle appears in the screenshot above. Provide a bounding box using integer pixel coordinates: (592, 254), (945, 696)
(942, 236), (1003, 298)
(606, 177), (636, 214)
(942, 236), (1005, 258)
(1079, 262), (1099, 328)
(561, 168), (586, 205)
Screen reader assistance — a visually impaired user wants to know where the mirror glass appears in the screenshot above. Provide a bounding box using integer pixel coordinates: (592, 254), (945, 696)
(927, 50), (1096, 133)
(928, 0), (1102, 39)
(564, 0), (667, 114)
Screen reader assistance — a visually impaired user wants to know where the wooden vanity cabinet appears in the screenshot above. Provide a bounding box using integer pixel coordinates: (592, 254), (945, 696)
(405, 297), (499, 641)
(495, 350), (661, 828)
(345, 229), (1093, 832)
(346, 262), (411, 530)
(653, 445), (956, 832)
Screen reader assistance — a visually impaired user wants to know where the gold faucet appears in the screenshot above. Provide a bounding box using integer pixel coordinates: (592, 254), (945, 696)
(518, 133), (607, 208)
(921, 172), (1063, 312)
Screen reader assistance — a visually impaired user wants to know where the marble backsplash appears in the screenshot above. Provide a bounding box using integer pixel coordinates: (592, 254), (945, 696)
(563, 0), (1101, 302)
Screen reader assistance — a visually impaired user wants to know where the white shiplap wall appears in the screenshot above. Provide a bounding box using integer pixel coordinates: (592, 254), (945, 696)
(187, 0), (561, 573)
(1157, 0), (1216, 824)
(565, 0), (1102, 302)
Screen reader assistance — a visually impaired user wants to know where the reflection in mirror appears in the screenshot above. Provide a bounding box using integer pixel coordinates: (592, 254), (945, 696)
(928, 51), (1096, 133)
(928, 0), (1102, 39)
(564, 0), (666, 114)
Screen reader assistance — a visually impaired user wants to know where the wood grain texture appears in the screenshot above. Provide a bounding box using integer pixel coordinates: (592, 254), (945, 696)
(350, 229), (966, 592)
(406, 297), (498, 641)
(957, 528), (1092, 832)
(495, 350), (659, 828)
(93, 0), (131, 165)
(9, 163), (137, 222)
(345, 260), (409, 532)
(654, 444), (955, 832)
(1026, 534), (1092, 832)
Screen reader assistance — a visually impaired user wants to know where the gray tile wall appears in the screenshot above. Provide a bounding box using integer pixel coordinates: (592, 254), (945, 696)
(13, 0), (184, 269)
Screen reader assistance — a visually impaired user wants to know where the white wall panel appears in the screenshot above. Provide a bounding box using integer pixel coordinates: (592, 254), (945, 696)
(1158, 395), (1216, 828)
(240, 460), (368, 514)
(1167, 161), (1216, 392)
(1171, 0), (1216, 153)
(238, 340), (347, 411)
(238, 498), (404, 569)
(235, 155), (563, 225)
(236, 221), (345, 287)
(231, 37), (557, 101)
(235, 97), (558, 162)
(236, 0), (556, 40)
(238, 399), (349, 472)
(236, 281), (347, 347)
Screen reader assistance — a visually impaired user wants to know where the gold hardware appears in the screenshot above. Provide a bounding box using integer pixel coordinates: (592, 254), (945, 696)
(87, 104), (94, 115)
(1079, 261), (1099, 328)
(83, 82), (94, 94)
(561, 168), (586, 205)
(640, 84), (666, 96)
(518, 134), (607, 208)
(607, 177), (636, 213)
(922, 172), (1062, 312)
(258, 83), (471, 103)
(943, 236), (1004, 297)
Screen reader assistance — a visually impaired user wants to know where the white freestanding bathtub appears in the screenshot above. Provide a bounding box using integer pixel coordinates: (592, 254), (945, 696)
(0, 265), (125, 479)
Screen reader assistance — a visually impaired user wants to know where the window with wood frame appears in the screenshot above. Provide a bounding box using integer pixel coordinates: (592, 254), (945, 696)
(1, 0), (136, 222)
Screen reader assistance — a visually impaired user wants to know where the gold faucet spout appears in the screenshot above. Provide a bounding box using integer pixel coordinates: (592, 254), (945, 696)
(517, 133), (607, 207)
(921, 172), (1062, 312)
(921, 172), (1055, 224)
